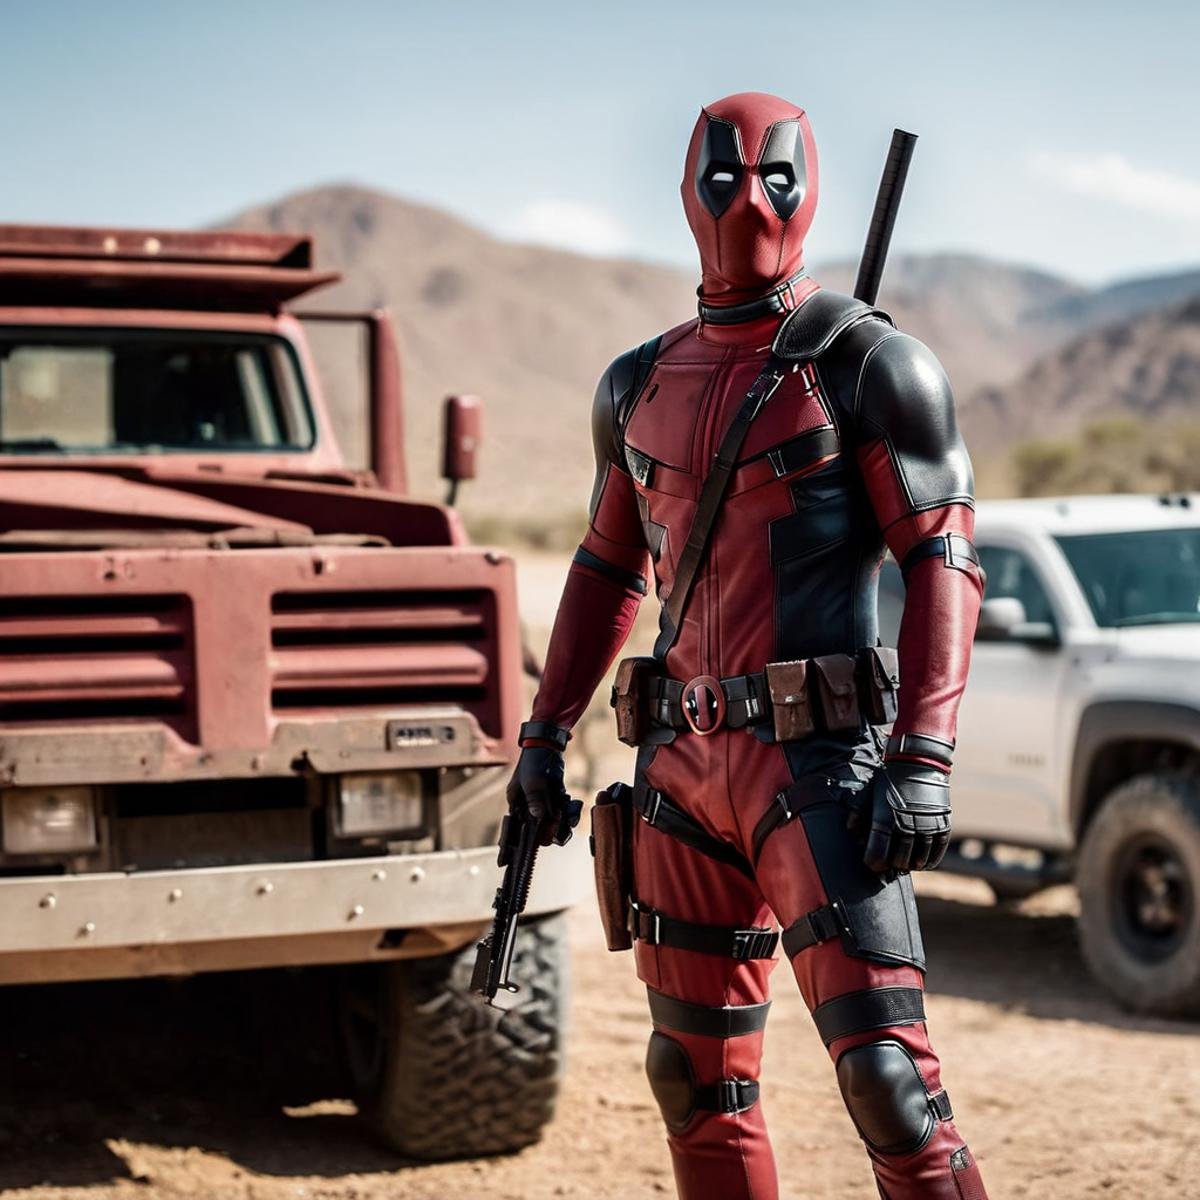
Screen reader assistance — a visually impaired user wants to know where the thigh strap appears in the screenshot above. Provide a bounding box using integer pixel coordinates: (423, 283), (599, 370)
(634, 781), (754, 880)
(694, 1078), (760, 1115)
(647, 987), (771, 1038)
(751, 776), (840, 864)
(780, 902), (846, 957)
(813, 986), (926, 1046)
(631, 900), (779, 960)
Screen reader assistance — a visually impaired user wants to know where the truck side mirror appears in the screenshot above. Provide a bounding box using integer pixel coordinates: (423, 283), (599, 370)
(442, 394), (482, 505)
(976, 597), (1026, 640)
(976, 596), (1059, 647)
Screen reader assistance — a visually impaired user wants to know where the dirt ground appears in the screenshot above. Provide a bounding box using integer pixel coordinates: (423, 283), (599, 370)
(1, 553), (1198, 1199)
(0, 876), (1198, 1200)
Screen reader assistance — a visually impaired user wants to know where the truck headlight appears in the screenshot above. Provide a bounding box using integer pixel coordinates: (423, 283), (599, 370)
(336, 773), (424, 837)
(2, 787), (98, 855)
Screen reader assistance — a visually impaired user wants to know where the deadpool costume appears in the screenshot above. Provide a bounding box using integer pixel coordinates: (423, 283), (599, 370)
(510, 92), (988, 1199)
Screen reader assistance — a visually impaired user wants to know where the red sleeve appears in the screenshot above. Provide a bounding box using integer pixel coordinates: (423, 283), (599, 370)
(854, 333), (984, 768)
(528, 461), (649, 734)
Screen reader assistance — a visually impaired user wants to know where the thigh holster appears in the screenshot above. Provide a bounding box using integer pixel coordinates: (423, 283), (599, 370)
(754, 775), (925, 970)
(590, 783), (634, 951)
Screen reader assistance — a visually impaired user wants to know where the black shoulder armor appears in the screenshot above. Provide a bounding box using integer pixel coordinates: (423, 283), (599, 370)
(777, 288), (973, 513)
(853, 331), (974, 510)
(772, 289), (891, 361)
(591, 334), (662, 472)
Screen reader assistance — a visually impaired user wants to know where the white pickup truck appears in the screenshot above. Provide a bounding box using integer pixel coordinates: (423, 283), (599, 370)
(879, 493), (1200, 1018)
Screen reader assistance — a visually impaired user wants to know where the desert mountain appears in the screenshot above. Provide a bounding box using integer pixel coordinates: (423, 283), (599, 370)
(220, 185), (692, 519)
(1027, 266), (1200, 338)
(962, 296), (1200, 448)
(217, 184), (1200, 518)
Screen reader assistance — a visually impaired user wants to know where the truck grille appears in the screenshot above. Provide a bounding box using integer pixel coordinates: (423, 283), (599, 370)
(0, 594), (194, 722)
(270, 589), (499, 735)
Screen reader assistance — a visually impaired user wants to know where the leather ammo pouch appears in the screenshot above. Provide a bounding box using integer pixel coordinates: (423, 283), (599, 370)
(765, 659), (816, 742)
(589, 783), (633, 951)
(858, 646), (900, 725)
(612, 656), (658, 747)
(811, 654), (861, 731)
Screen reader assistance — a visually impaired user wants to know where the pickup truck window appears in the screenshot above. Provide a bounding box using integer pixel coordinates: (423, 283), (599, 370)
(977, 545), (1057, 627)
(0, 329), (315, 454)
(1056, 529), (1200, 627)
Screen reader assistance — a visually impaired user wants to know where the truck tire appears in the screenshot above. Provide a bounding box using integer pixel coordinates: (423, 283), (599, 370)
(338, 912), (568, 1159)
(1077, 773), (1200, 1018)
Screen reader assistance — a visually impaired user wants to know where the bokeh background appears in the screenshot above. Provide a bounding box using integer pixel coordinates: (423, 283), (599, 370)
(3, 2), (1200, 1197)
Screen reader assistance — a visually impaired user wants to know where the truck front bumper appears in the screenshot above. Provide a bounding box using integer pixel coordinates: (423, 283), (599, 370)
(0, 836), (591, 985)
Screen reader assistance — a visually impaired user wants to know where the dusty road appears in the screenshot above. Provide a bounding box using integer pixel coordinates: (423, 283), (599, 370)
(0, 875), (1198, 1200)
(2, 552), (1198, 1199)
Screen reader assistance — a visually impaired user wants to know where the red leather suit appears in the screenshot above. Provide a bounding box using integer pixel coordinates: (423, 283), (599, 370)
(525, 93), (988, 1199)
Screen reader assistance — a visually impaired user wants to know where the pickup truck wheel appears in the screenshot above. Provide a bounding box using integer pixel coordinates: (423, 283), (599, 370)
(338, 912), (567, 1159)
(1077, 773), (1200, 1017)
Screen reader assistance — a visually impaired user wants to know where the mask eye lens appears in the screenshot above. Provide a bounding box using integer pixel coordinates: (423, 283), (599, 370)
(694, 117), (744, 217)
(763, 166), (795, 190)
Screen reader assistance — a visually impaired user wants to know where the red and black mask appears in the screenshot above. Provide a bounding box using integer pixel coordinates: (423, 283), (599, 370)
(682, 92), (819, 306)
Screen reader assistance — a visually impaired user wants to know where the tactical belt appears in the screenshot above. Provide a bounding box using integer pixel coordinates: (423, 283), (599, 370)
(634, 781), (755, 880)
(630, 899), (779, 961)
(615, 646), (899, 743)
(646, 670), (769, 732)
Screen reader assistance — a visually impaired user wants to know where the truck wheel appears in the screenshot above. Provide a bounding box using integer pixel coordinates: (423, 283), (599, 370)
(338, 912), (568, 1159)
(1077, 773), (1200, 1018)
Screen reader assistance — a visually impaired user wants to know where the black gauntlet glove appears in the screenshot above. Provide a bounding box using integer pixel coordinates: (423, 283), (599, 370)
(506, 743), (580, 847)
(846, 760), (952, 874)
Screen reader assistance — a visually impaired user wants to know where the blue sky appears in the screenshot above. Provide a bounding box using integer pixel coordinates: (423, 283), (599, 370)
(4, 0), (1199, 284)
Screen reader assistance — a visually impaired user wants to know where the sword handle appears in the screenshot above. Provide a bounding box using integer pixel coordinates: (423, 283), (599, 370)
(854, 129), (918, 307)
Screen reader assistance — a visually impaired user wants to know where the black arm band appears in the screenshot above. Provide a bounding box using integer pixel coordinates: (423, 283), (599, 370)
(518, 720), (570, 751)
(886, 732), (954, 768)
(572, 545), (648, 594)
(899, 533), (979, 581)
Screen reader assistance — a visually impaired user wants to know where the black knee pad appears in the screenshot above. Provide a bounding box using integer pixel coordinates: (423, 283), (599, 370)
(645, 1031), (696, 1132)
(835, 1040), (936, 1155)
(646, 1030), (762, 1133)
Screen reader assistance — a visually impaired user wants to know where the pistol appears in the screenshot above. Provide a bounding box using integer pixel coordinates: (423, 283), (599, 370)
(470, 797), (581, 1003)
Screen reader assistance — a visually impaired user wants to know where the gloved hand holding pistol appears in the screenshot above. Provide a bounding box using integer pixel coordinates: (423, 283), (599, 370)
(507, 720), (581, 847)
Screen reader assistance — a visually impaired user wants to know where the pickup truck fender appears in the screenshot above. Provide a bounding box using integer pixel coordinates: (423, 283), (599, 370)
(1069, 700), (1200, 836)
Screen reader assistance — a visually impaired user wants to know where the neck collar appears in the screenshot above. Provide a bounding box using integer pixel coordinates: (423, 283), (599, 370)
(697, 270), (810, 326)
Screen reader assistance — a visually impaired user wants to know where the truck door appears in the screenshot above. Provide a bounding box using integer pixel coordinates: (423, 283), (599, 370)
(952, 543), (1072, 849)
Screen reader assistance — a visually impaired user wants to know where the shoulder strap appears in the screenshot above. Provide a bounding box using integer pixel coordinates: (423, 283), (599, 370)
(605, 334), (664, 467)
(653, 357), (788, 658)
(651, 291), (891, 660)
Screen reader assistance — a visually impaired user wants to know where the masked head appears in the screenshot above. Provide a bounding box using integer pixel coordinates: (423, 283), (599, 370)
(682, 92), (818, 305)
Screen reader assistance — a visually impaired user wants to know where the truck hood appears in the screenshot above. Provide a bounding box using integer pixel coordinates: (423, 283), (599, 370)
(1112, 624), (1200, 661)
(0, 466), (462, 547)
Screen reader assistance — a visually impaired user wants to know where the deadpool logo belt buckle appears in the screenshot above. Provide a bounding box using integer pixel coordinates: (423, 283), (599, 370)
(682, 674), (726, 736)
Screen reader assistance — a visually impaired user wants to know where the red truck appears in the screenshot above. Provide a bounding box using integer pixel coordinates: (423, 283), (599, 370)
(0, 224), (585, 1156)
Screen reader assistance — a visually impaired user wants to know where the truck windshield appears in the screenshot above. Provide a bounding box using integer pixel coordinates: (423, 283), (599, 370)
(1056, 529), (1200, 627)
(0, 328), (315, 454)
